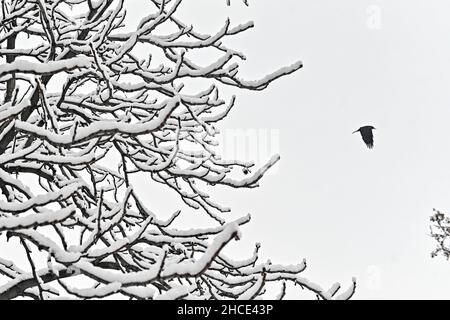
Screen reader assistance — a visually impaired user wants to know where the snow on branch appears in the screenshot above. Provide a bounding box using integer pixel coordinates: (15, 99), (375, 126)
(0, 206), (76, 231)
(0, 56), (92, 78)
(0, 0), (354, 300)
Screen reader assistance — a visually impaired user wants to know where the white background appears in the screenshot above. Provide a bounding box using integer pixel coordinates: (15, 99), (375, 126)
(161, 0), (450, 299)
(4, 0), (450, 299)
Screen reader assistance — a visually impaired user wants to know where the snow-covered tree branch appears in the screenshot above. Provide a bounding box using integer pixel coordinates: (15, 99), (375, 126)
(0, 0), (355, 300)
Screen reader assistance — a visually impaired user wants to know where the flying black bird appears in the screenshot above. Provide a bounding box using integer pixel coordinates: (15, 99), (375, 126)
(353, 125), (376, 149)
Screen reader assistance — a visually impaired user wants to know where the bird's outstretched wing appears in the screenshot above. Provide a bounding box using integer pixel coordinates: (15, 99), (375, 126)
(360, 127), (374, 149)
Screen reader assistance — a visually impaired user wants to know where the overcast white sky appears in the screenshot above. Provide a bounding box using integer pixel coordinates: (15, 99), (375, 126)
(4, 0), (450, 300)
(148, 0), (450, 299)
